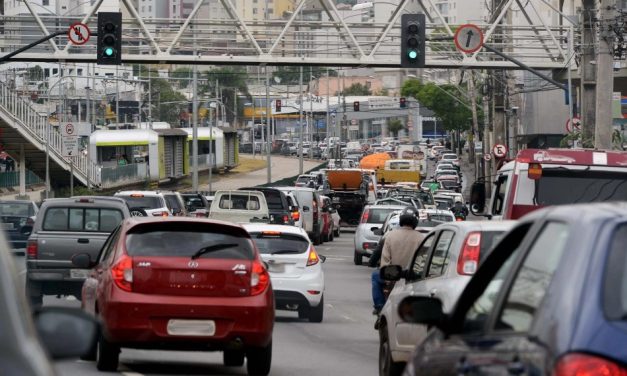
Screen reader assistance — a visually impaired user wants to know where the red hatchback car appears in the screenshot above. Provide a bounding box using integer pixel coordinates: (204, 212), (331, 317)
(74, 217), (274, 375)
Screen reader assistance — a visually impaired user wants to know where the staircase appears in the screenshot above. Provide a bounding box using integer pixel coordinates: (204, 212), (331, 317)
(0, 80), (98, 188)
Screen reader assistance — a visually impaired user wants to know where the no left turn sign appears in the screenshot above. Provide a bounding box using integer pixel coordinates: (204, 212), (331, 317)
(68, 22), (91, 45)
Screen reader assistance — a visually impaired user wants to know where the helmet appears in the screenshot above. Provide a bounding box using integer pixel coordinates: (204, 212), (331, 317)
(398, 206), (419, 229)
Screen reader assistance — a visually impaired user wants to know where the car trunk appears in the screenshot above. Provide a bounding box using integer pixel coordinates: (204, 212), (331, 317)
(131, 257), (253, 297)
(249, 232), (310, 279)
(35, 231), (108, 269)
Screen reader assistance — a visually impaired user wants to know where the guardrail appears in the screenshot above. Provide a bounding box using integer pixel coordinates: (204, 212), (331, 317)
(0, 170), (43, 188)
(99, 163), (148, 189)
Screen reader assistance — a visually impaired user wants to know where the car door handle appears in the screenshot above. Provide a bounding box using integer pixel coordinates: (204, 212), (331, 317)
(78, 238), (90, 244)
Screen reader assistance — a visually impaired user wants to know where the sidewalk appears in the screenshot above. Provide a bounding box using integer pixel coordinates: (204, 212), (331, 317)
(198, 155), (323, 191)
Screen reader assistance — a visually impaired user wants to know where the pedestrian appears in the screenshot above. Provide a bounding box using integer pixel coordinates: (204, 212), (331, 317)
(371, 207), (424, 315)
(6, 156), (14, 172)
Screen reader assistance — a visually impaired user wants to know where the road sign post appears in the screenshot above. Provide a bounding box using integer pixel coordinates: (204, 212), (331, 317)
(454, 24), (484, 54)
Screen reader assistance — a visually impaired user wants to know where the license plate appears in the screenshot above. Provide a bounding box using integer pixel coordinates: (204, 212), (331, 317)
(70, 269), (90, 279)
(1, 223), (14, 230)
(268, 263), (285, 273)
(167, 320), (216, 336)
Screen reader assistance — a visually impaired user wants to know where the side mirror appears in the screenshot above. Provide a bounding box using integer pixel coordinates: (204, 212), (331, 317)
(319, 255), (327, 263)
(71, 253), (95, 268)
(34, 307), (98, 359)
(303, 206), (310, 212)
(380, 265), (403, 281)
(398, 296), (447, 328)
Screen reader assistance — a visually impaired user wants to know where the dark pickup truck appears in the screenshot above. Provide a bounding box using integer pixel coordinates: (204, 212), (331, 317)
(240, 187), (295, 226)
(0, 200), (39, 253)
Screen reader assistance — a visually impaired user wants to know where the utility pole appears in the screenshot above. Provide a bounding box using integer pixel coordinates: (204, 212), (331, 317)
(299, 66), (304, 174)
(581, 0), (597, 146)
(326, 68), (330, 145)
(192, 64), (199, 191)
(266, 67), (271, 184)
(595, 0), (616, 149)
(467, 71), (478, 164)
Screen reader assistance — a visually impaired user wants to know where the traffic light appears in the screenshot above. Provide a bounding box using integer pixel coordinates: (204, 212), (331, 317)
(275, 99), (282, 112)
(400, 97), (407, 108)
(97, 12), (122, 65)
(353, 101), (360, 112)
(401, 14), (426, 68)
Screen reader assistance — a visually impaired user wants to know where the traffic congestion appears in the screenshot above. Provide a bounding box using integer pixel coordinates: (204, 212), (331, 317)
(1, 138), (626, 376)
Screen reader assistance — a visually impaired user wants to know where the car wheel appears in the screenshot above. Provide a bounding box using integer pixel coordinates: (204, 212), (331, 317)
(224, 349), (245, 367)
(353, 250), (362, 265)
(96, 332), (120, 372)
(246, 340), (272, 376)
(309, 296), (324, 323)
(329, 229), (334, 242)
(334, 227), (340, 237)
(379, 324), (405, 376)
(313, 232), (322, 245)
(26, 280), (42, 310)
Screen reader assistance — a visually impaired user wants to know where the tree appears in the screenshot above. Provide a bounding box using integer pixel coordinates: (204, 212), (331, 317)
(135, 65), (187, 125)
(344, 82), (371, 96)
(170, 67), (193, 89)
(201, 66), (251, 126)
(387, 119), (405, 137)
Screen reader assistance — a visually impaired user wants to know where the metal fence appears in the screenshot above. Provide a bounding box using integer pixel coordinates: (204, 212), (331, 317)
(189, 154), (215, 170)
(99, 163), (148, 189)
(0, 170), (43, 188)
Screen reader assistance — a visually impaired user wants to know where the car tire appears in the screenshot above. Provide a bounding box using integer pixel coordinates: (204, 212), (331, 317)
(354, 250), (362, 265)
(334, 227), (340, 237)
(224, 349), (245, 367)
(329, 229), (334, 242)
(308, 296), (324, 323)
(313, 232), (322, 245)
(80, 326), (99, 361)
(246, 340), (272, 376)
(26, 279), (43, 310)
(96, 333), (120, 372)
(379, 324), (405, 376)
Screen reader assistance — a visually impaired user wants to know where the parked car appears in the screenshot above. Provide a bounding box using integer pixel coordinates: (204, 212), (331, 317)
(180, 192), (211, 217)
(398, 202), (627, 376)
(276, 187), (324, 245)
(208, 190), (270, 224)
(241, 187), (295, 226)
(0, 199), (38, 253)
(25, 197), (130, 307)
(354, 204), (408, 265)
(329, 201), (341, 238)
(378, 220), (516, 375)
(0, 229), (98, 375)
(243, 224), (325, 322)
(114, 191), (172, 217)
(76, 217), (274, 374)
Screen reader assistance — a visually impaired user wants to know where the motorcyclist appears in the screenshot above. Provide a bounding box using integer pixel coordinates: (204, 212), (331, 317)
(451, 198), (469, 219)
(371, 207), (424, 315)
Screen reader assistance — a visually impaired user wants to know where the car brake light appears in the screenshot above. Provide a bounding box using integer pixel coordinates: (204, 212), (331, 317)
(195, 212), (205, 218)
(361, 209), (370, 223)
(457, 232), (481, 275)
(130, 194), (144, 198)
(26, 240), (38, 259)
(307, 246), (320, 266)
(152, 211), (169, 217)
(111, 255), (133, 292)
(283, 214), (289, 223)
(251, 260), (270, 295)
(291, 210), (300, 222)
(554, 353), (627, 376)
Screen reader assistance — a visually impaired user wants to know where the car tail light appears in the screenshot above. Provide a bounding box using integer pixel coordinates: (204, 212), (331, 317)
(361, 209), (370, 223)
(291, 210), (300, 222)
(457, 232), (481, 275)
(251, 260), (270, 295)
(152, 211), (169, 217)
(554, 353), (627, 376)
(111, 255), (133, 292)
(307, 246), (320, 266)
(26, 240), (38, 259)
(195, 212), (205, 218)
(283, 214), (290, 224)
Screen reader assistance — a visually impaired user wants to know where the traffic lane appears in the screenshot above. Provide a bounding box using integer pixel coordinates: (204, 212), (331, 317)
(54, 229), (378, 376)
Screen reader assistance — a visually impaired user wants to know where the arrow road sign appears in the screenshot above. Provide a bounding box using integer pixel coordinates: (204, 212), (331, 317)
(454, 24), (484, 54)
(67, 22), (91, 46)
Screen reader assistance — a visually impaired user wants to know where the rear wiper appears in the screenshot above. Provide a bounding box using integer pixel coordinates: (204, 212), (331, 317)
(191, 243), (238, 260)
(271, 250), (301, 255)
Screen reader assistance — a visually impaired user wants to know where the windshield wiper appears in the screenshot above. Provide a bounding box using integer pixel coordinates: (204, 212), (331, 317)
(271, 249), (302, 255)
(191, 243), (238, 260)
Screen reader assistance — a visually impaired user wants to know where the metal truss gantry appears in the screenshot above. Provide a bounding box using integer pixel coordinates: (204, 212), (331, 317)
(0, 0), (577, 69)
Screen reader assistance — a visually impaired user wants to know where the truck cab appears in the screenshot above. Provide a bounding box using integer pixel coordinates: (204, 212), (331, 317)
(471, 149), (627, 220)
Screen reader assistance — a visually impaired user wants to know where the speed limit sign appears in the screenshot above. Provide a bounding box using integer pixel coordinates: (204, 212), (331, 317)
(492, 144), (508, 158)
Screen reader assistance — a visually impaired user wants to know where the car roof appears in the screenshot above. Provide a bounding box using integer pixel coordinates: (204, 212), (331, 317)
(241, 223), (308, 237)
(115, 190), (165, 197)
(437, 220), (517, 232)
(0, 200), (35, 204)
(124, 216), (248, 230)
(366, 204), (408, 210)
(522, 202), (627, 224)
(275, 186), (317, 192)
(42, 196), (128, 206)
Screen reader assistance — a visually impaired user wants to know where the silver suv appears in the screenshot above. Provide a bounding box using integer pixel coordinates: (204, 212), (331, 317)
(25, 197), (130, 308)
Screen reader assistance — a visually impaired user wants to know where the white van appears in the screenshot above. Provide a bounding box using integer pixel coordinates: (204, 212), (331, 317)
(275, 187), (324, 245)
(208, 190), (269, 224)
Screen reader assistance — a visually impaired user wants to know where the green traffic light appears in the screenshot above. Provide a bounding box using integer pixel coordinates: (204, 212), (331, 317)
(104, 47), (114, 57)
(408, 50), (418, 60)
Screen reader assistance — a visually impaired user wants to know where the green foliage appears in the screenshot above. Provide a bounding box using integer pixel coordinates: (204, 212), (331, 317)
(387, 119), (405, 137)
(401, 79), (473, 132)
(201, 66), (251, 126)
(374, 87), (390, 96)
(344, 82), (372, 96)
(27, 65), (44, 82)
(170, 67), (193, 88)
(135, 65), (187, 125)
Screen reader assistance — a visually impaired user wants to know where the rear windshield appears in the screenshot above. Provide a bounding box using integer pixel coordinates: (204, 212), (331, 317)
(183, 196), (206, 210)
(604, 223), (627, 321)
(118, 195), (163, 209)
(126, 223), (254, 260)
(0, 202), (33, 217)
(42, 207), (123, 232)
(479, 231), (506, 262)
(368, 208), (400, 223)
(262, 191), (285, 210)
(534, 170), (627, 205)
(218, 194), (261, 210)
(441, 181), (459, 189)
(428, 214), (454, 223)
(442, 155), (457, 160)
(248, 232), (309, 254)
(164, 195), (183, 211)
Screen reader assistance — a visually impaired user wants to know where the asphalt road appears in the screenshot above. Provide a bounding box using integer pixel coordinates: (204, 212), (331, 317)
(13, 229), (380, 376)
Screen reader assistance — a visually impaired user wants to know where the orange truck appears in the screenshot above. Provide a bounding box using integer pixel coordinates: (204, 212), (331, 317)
(326, 169), (375, 226)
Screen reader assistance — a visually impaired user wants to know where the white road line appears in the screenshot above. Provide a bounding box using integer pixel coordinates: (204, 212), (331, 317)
(341, 315), (356, 322)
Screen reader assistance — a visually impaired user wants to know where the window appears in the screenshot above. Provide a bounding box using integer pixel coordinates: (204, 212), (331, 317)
(252, 8), (258, 14)
(117, 195), (162, 210)
(496, 222), (570, 332)
(603, 223), (627, 321)
(249, 232), (309, 254)
(43, 208), (123, 232)
(219, 194), (260, 210)
(409, 233), (435, 280)
(492, 173), (509, 216)
(98, 227), (120, 265)
(427, 231), (455, 278)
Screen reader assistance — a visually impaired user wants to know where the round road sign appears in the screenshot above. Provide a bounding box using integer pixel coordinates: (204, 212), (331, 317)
(454, 24), (484, 54)
(565, 116), (581, 133)
(68, 22), (91, 45)
(492, 144), (508, 159)
(483, 153), (492, 161)
(64, 123), (75, 136)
